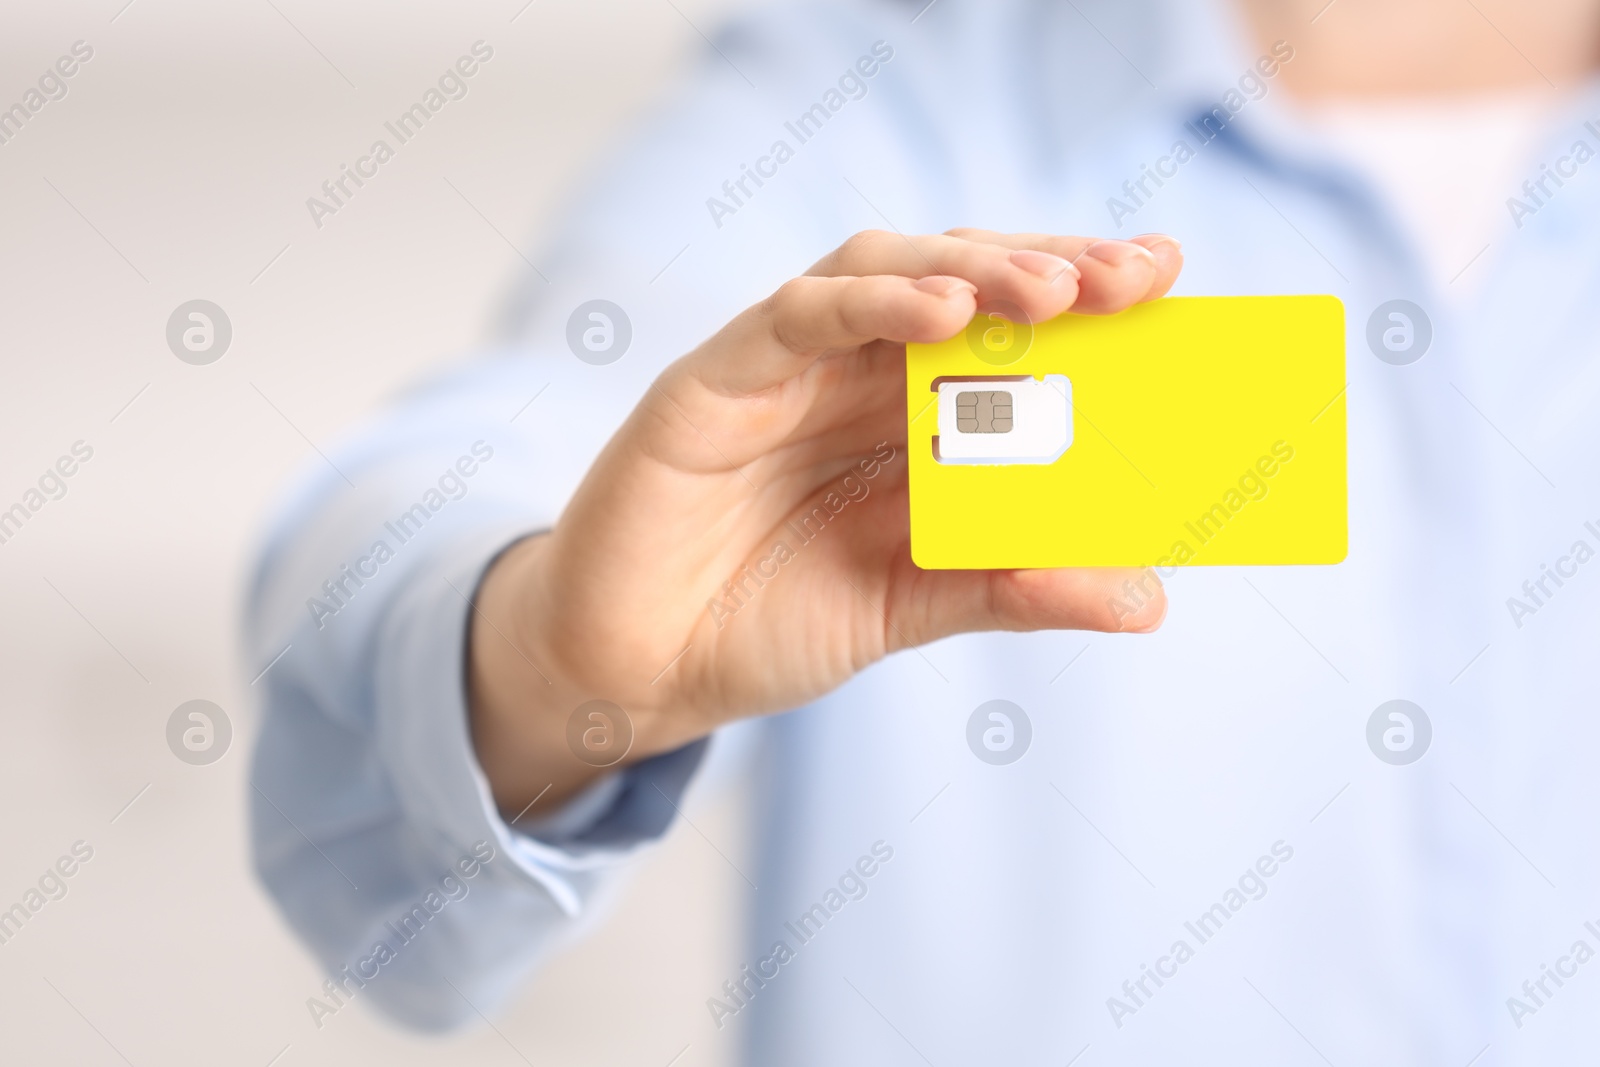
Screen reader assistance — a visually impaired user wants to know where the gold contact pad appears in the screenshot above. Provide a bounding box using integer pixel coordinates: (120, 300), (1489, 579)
(955, 390), (1013, 434)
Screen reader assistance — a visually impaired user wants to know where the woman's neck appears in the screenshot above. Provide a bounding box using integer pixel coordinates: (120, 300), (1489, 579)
(1236, 0), (1600, 99)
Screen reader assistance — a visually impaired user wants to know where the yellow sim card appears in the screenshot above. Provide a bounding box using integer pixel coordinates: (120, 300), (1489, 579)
(905, 295), (1347, 570)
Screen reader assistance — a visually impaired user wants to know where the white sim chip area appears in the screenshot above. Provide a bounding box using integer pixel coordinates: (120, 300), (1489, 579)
(934, 374), (1072, 465)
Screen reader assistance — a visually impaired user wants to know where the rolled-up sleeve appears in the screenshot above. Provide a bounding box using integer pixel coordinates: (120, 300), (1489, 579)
(243, 0), (913, 1029)
(245, 354), (711, 1029)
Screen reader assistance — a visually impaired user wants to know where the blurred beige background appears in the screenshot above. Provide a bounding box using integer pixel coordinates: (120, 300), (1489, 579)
(0, 1), (759, 1063)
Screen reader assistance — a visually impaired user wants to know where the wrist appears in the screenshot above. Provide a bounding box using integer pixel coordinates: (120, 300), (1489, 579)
(467, 526), (721, 820)
(467, 533), (603, 817)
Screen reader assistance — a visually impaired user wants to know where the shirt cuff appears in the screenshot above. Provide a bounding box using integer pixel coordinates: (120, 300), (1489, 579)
(370, 520), (710, 918)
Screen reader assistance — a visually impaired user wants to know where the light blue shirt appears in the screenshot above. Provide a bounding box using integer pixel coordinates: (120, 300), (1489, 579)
(247, 0), (1600, 1061)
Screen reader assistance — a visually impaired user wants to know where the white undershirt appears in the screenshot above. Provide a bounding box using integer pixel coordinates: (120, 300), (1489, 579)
(1299, 89), (1565, 299)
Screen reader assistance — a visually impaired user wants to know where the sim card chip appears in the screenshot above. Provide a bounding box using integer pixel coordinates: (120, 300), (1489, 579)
(935, 375), (1072, 465)
(955, 391), (1013, 433)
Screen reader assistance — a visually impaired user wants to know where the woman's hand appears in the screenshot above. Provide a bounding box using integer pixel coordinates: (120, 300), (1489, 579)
(469, 229), (1183, 815)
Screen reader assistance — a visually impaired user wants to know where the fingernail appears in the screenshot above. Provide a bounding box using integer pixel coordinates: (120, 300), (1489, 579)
(1010, 248), (1079, 282)
(1134, 233), (1182, 252)
(1122, 593), (1168, 633)
(914, 275), (978, 298)
(1084, 240), (1158, 267)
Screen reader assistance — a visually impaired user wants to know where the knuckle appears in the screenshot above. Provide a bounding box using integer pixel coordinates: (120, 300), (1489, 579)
(761, 277), (817, 350)
(761, 276), (808, 316)
(839, 229), (889, 259)
(833, 280), (877, 335)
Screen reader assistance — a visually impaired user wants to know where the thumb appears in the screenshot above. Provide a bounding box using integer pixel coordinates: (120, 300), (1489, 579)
(884, 564), (1168, 647)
